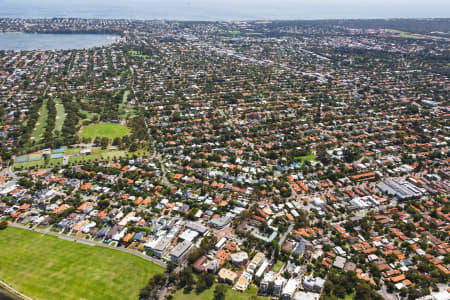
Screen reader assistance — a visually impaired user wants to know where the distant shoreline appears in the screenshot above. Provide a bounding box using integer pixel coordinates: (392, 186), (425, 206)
(0, 16), (449, 22)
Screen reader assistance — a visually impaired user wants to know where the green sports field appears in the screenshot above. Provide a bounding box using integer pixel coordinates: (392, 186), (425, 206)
(80, 122), (130, 139)
(54, 98), (66, 133)
(295, 154), (317, 163)
(388, 29), (426, 39)
(12, 158), (63, 171)
(68, 150), (127, 164)
(119, 90), (137, 119)
(30, 99), (48, 143)
(0, 227), (164, 300)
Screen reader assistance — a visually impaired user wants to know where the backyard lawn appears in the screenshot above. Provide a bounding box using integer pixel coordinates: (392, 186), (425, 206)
(0, 227), (164, 300)
(80, 122), (130, 139)
(272, 260), (284, 272)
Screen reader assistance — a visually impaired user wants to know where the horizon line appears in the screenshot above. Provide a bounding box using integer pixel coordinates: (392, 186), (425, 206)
(0, 16), (449, 21)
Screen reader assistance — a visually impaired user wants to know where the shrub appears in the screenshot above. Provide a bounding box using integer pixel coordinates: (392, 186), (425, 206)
(0, 220), (8, 230)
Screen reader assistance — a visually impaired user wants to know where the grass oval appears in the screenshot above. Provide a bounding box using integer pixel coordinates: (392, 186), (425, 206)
(80, 122), (130, 139)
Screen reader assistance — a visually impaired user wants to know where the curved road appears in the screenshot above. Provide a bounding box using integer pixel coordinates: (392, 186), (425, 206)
(1, 165), (18, 180)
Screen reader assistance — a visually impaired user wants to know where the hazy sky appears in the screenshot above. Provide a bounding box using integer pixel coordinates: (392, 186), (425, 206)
(1, 0), (449, 19)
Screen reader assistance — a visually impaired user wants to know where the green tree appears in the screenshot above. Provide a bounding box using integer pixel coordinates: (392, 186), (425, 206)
(355, 282), (383, 300)
(334, 285), (346, 298)
(195, 272), (214, 293)
(0, 220), (7, 230)
(178, 267), (194, 289)
(213, 284), (228, 300)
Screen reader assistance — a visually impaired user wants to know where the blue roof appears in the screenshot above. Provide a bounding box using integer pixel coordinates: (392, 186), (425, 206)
(293, 240), (307, 256)
(53, 148), (66, 153)
(30, 157), (42, 161)
(50, 154), (64, 159)
(134, 232), (145, 241)
(15, 156), (29, 163)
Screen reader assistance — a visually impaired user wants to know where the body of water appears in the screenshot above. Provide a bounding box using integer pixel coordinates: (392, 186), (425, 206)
(0, 32), (119, 51)
(0, 0), (448, 20)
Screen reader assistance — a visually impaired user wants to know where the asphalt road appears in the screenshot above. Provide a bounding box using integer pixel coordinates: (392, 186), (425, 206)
(380, 282), (399, 300)
(279, 223), (295, 246)
(1, 166), (18, 180)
